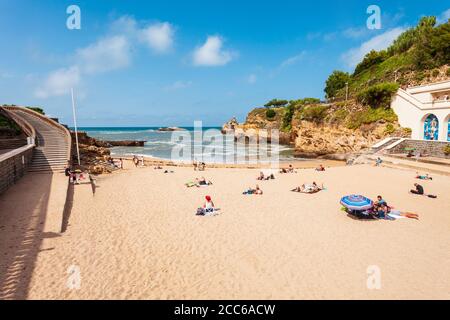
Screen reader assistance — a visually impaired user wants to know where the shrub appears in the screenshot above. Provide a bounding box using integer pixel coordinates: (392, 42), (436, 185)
(27, 107), (45, 115)
(443, 145), (450, 156)
(354, 50), (388, 75)
(384, 123), (396, 134)
(346, 108), (398, 129)
(265, 109), (276, 119)
(432, 69), (440, 77)
(356, 82), (399, 109)
(299, 105), (329, 123)
(281, 103), (295, 131)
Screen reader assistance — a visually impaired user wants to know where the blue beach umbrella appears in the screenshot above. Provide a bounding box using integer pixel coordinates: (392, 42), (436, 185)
(340, 195), (373, 211)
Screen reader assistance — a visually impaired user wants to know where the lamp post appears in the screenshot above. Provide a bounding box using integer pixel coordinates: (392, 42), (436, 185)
(71, 88), (81, 166)
(345, 82), (349, 102)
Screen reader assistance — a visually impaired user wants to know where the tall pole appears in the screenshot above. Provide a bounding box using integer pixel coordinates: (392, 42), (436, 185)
(71, 88), (81, 166)
(345, 82), (349, 103)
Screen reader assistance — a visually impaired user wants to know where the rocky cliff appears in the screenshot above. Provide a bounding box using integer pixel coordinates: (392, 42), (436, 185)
(224, 100), (410, 159)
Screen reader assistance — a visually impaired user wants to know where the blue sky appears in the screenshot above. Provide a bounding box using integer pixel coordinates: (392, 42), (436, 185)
(0, 1), (448, 126)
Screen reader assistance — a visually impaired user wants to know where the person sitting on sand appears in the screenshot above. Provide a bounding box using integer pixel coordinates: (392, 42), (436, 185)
(315, 164), (325, 172)
(373, 195), (387, 211)
(257, 172), (265, 180)
(196, 196), (216, 216)
(198, 162), (206, 171)
(264, 173), (275, 180)
(375, 157), (383, 166)
(415, 173), (432, 180)
(255, 184), (263, 195)
(410, 183), (424, 195)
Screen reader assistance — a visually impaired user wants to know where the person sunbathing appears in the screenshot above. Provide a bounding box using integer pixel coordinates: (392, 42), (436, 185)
(243, 184), (263, 195)
(196, 177), (212, 186)
(265, 173), (275, 180)
(257, 172), (265, 180)
(291, 182), (324, 193)
(315, 164), (325, 171)
(376, 204), (419, 220)
(415, 173), (432, 180)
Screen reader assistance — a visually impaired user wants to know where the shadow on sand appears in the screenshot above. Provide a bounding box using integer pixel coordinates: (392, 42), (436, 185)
(0, 173), (62, 299)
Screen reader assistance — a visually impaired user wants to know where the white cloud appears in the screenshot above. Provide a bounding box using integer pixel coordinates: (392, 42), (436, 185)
(193, 36), (233, 66)
(247, 74), (257, 84)
(437, 8), (450, 25)
(164, 80), (192, 91)
(342, 27), (369, 39)
(139, 22), (174, 53)
(77, 35), (131, 74)
(341, 27), (406, 68)
(35, 66), (80, 98)
(280, 51), (306, 68)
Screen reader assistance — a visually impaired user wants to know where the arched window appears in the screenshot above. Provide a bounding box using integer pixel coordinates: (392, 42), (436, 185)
(446, 115), (450, 142)
(423, 114), (439, 141)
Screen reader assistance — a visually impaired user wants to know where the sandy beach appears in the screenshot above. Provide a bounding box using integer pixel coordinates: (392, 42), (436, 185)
(1, 163), (450, 300)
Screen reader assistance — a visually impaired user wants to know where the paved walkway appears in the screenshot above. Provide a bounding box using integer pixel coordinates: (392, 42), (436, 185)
(0, 172), (68, 299)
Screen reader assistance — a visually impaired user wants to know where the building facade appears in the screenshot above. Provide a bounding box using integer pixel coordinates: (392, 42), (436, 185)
(391, 80), (450, 142)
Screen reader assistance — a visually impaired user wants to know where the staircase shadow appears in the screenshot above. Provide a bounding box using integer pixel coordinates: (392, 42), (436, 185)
(0, 173), (54, 300)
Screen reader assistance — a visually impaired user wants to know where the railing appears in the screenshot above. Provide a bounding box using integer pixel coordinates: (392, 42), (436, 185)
(3, 106), (72, 165)
(0, 144), (34, 195)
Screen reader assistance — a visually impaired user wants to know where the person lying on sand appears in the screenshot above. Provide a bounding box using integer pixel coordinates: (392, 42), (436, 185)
(291, 182), (324, 194)
(243, 185), (263, 195)
(154, 165), (163, 170)
(375, 204), (419, 220)
(196, 177), (213, 186)
(315, 164), (326, 171)
(415, 172), (432, 180)
(280, 165), (296, 174)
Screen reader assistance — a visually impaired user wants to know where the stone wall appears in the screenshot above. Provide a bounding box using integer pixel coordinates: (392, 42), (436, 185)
(386, 139), (450, 158)
(0, 146), (34, 195)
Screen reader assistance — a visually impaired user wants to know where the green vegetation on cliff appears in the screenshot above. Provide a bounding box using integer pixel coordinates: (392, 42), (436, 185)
(325, 16), (450, 101)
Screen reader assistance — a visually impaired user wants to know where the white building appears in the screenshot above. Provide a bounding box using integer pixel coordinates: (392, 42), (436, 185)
(391, 80), (450, 142)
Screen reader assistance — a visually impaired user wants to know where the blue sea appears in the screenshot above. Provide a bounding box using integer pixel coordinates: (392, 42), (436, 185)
(78, 127), (294, 164)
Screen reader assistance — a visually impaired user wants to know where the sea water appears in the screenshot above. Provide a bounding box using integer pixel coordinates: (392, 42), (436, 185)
(79, 127), (295, 164)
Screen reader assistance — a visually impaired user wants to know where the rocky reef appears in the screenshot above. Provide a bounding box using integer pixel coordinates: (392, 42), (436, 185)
(71, 132), (145, 174)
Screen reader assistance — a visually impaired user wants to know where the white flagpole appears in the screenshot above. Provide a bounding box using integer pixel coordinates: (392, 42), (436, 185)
(71, 88), (81, 166)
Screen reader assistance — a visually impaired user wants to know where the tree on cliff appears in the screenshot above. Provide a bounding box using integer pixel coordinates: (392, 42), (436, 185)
(264, 99), (288, 108)
(324, 71), (350, 100)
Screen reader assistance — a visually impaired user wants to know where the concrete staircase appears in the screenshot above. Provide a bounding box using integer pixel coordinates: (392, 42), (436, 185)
(6, 109), (70, 172)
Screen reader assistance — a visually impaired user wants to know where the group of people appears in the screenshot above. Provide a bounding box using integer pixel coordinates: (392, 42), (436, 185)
(257, 172), (275, 180)
(279, 165), (296, 174)
(193, 161), (206, 171)
(371, 196), (419, 220)
(132, 155), (145, 167)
